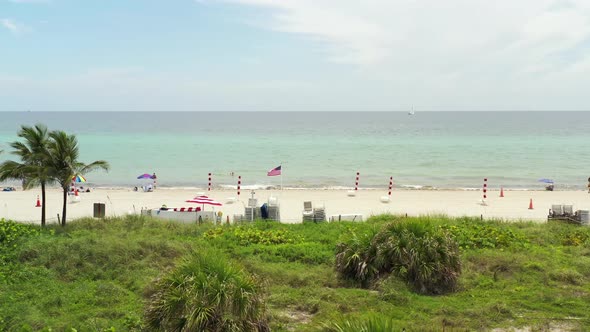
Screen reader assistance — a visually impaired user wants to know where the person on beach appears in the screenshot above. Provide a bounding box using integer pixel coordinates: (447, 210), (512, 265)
(587, 177), (590, 193)
(152, 172), (157, 189)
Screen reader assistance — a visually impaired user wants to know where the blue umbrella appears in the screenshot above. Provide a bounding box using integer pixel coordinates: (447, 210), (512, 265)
(538, 178), (554, 184)
(137, 173), (154, 179)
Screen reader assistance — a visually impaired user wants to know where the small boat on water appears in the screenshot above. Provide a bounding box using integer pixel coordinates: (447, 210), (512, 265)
(408, 107), (415, 115)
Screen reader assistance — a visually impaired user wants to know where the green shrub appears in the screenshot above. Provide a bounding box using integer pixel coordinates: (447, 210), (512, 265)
(322, 314), (399, 332)
(336, 220), (461, 294)
(440, 220), (528, 250)
(144, 250), (269, 331)
(204, 225), (300, 245)
(562, 229), (590, 246)
(334, 227), (381, 287)
(0, 219), (42, 248)
(376, 221), (461, 294)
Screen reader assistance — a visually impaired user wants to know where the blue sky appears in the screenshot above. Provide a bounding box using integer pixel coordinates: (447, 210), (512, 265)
(2, 0), (590, 111)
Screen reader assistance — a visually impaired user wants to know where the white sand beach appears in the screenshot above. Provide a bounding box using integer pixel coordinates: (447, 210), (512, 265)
(1, 187), (589, 225)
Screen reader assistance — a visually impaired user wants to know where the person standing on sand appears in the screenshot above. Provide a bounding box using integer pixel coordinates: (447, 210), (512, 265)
(152, 172), (157, 189)
(587, 177), (590, 193)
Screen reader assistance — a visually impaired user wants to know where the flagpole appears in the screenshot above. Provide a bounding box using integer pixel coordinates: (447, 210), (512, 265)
(280, 164), (283, 191)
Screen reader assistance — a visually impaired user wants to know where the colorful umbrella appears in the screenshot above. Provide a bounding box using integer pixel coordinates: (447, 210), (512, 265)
(72, 175), (87, 183)
(186, 195), (223, 207)
(137, 173), (154, 179)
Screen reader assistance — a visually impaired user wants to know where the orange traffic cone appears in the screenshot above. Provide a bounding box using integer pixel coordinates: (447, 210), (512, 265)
(500, 187), (504, 197)
(528, 198), (534, 210)
(35, 195), (41, 207)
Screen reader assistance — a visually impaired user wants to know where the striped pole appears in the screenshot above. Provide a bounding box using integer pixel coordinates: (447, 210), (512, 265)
(388, 176), (393, 197)
(208, 173), (212, 192)
(483, 178), (488, 204)
(355, 171), (360, 191)
(237, 176), (241, 198)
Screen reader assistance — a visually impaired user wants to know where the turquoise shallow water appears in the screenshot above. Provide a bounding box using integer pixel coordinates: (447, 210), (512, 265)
(0, 111), (589, 190)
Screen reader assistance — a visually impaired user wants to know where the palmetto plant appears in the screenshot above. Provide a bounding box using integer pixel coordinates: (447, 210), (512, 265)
(335, 227), (381, 287)
(335, 219), (461, 295)
(377, 221), (461, 294)
(322, 314), (399, 332)
(0, 125), (52, 226)
(47, 130), (109, 226)
(145, 251), (269, 332)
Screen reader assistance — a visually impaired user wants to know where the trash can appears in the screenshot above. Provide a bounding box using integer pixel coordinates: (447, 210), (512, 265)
(93, 203), (105, 218)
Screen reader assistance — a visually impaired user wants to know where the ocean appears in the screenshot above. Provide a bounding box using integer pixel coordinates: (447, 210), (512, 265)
(0, 111), (588, 190)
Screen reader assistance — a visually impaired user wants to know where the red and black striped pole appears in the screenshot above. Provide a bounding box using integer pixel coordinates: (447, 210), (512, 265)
(388, 176), (393, 197)
(237, 176), (241, 198)
(483, 178), (488, 203)
(355, 171), (360, 191)
(208, 173), (212, 191)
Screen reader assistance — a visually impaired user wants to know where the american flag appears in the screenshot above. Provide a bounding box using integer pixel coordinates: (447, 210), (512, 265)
(267, 165), (281, 176)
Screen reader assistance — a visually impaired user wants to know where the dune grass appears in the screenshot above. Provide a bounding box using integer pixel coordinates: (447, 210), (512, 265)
(0, 215), (590, 331)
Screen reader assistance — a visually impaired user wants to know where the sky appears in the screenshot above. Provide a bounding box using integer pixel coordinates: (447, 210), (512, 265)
(1, 0), (590, 111)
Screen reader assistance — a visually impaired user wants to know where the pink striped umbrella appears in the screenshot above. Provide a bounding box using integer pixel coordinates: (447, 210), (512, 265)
(186, 195), (223, 209)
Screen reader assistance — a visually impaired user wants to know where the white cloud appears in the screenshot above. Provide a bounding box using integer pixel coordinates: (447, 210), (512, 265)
(202, 0), (590, 109)
(221, 0), (590, 71)
(1, 19), (18, 33)
(0, 18), (29, 34)
(1, 17), (33, 35)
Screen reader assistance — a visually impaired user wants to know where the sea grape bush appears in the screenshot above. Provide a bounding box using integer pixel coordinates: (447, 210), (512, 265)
(0, 219), (41, 248)
(439, 221), (528, 250)
(0, 219), (44, 284)
(562, 229), (590, 246)
(204, 226), (300, 245)
(233, 227), (297, 245)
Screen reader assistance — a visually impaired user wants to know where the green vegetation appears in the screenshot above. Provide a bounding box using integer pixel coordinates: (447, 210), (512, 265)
(1, 215), (590, 331)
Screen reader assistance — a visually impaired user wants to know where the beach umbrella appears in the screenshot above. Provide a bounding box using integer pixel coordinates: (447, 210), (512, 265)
(186, 195), (223, 209)
(538, 178), (554, 184)
(137, 173), (155, 179)
(72, 175), (87, 183)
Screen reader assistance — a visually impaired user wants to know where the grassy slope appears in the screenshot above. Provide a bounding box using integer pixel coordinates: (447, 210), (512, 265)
(1, 215), (589, 331)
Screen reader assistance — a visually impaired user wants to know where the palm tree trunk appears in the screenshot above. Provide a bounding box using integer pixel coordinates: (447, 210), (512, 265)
(61, 187), (67, 226)
(41, 181), (46, 227)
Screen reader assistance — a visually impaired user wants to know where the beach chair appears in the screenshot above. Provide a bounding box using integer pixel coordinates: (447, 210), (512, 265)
(187, 207), (194, 212)
(302, 201), (314, 221)
(313, 203), (326, 222)
(179, 207), (186, 212)
(551, 204), (564, 217)
(563, 205), (574, 216)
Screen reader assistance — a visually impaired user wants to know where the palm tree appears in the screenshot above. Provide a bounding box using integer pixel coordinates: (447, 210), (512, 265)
(48, 130), (109, 226)
(0, 125), (52, 226)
